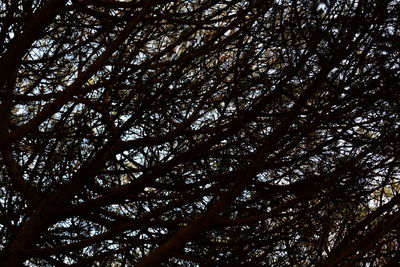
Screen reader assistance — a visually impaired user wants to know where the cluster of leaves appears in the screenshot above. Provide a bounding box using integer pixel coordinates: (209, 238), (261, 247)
(0, 0), (399, 266)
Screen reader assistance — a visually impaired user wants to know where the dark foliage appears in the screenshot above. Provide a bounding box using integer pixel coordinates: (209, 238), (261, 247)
(0, 0), (399, 266)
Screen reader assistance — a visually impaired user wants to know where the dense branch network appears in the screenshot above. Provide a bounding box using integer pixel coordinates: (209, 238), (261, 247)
(0, 0), (399, 266)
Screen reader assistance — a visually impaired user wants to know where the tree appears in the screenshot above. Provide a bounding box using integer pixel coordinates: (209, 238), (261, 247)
(0, 0), (399, 265)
